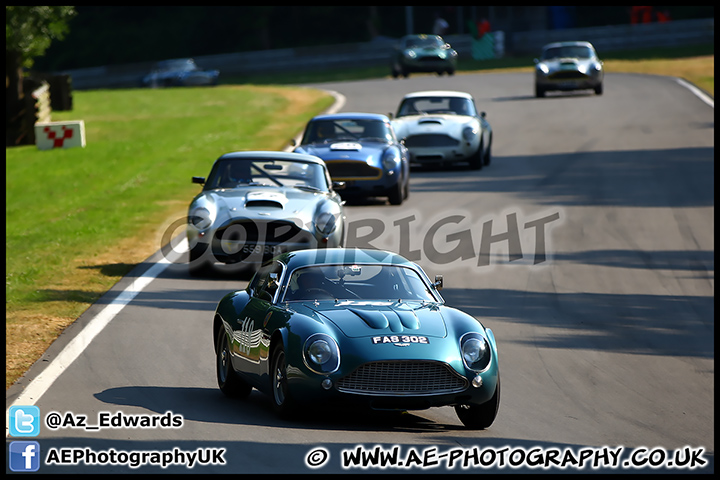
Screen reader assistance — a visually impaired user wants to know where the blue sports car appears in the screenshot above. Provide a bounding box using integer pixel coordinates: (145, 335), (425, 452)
(292, 113), (410, 205)
(213, 248), (500, 429)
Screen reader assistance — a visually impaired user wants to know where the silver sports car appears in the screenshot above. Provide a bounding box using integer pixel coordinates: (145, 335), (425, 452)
(187, 151), (346, 275)
(391, 90), (492, 170)
(534, 41), (604, 97)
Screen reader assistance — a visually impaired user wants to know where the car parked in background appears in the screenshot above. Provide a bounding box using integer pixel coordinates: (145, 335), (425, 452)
(213, 248), (500, 429)
(391, 90), (492, 170)
(186, 151), (346, 275)
(390, 34), (458, 78)
(292, 113), (410, 205)
(534, 41), (604, 97)
(141, 58), (219, 87)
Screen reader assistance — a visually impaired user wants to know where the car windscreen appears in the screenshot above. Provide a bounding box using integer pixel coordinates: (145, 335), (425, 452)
(283, 264), (438, 302)
(404, 36), (442, 49)
(542, 46), (593, 60)
(204, 158), (329, 191)
(302, 119), (392, 144)
(396, 97), (475, 117)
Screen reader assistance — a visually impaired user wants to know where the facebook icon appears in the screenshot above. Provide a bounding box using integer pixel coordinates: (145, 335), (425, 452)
(9, 441), (41, 472)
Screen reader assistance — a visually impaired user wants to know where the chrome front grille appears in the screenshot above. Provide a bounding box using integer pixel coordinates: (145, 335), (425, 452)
(336, 361), (468, 396)
(549, 71), (587, 80)
(404, 134), (459, 148)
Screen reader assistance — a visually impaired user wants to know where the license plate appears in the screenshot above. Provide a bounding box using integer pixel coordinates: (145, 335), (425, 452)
(241, 244), (282, 256)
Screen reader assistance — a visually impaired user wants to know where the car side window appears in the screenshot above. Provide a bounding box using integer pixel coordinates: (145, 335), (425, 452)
(252, 261), (284, 303)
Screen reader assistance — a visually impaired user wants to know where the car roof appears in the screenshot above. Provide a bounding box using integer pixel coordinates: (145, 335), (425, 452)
(309, 112), (390, 122)
(276, 248), (417, 272)
(542, 41), (595, 50)
(401, 90), (474, 100)
(215, 150), (325, 166)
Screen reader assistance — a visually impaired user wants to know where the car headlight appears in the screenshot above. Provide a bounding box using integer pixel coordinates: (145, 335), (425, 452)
(462, 125), (479, 142)
(536, 63), (549, 75)
(189, 206), (213, 230)
(403, 50), (416, 59)
(382, 149), (401, 171)
(460, 333), (491, 371)
(303, 334), (340, 374)
(315, 211), (337, 236)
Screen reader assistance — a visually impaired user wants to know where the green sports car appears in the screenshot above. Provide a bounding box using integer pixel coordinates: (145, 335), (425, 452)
(213, 248), (500, 429)
(391, 34), (458, 78)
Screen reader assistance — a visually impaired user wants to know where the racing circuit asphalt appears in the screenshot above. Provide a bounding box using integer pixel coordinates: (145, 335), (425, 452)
(6, 72), (714, 473)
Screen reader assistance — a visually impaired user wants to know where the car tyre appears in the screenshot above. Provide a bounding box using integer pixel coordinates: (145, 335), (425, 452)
(469, 141), (484, 170)
(216, 328), (253, 398)
(271, 344), (298, 418)
(535, 84), (545, 98)
(454, 377), (500, 429)
(388, 180), (404, 205)
(594, 83), (603, 95)
(483, 134), (492, 166)
(189, 245), (212, 277)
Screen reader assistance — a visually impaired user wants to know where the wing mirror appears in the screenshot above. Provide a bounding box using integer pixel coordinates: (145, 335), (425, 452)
(192, 176), (205, 184)
(433, 275), (443, 291)
(332, 181), (346, 190)
(289, 138), (297, 147)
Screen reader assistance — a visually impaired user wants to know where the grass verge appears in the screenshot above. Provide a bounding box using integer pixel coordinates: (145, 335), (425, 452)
(6, 85), (333, 388)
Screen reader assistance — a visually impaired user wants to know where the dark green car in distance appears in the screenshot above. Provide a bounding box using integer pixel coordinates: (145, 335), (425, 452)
(391, 34), (458, 78)
(213, 248), (500, 429)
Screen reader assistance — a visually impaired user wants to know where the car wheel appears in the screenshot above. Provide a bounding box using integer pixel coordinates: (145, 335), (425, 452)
(216, 327), (252, 398)
(271, 344), (298, 417)
(447, 69), (455, 76)
(469, 141), (484, 170)
(189, 245), (212, 277)
(535, 84), (545, 98)
(594, 83), (603, 95)
(483, 134), (492, 166)
(454, 377), (500, 429)
(388, 180), (404, 205)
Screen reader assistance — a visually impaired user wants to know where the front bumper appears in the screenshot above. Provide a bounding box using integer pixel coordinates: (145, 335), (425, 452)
(401, 57), (456, 73)
(403, 134), (478, 164)
(325, 160), (401, 197)
(189, 218), (338, 265)
(287, 358), (499, 410)
(536, 70), (602, 91)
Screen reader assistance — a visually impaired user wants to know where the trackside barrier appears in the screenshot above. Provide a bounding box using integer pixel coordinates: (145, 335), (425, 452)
(59, 18), (713, 90)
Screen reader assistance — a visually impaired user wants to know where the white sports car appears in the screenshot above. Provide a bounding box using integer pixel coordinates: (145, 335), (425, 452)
(534, 41), (604, 97)
(391, 91), (492, 170)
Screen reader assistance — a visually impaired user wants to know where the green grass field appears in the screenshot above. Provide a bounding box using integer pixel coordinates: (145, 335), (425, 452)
(5, 44), (713, 388)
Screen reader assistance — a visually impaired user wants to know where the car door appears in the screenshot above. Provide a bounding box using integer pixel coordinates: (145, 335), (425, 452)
(234, 261), (284, 376)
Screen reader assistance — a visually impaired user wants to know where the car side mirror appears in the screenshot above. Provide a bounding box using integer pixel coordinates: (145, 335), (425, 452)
(289, 138), (297, 147)
(433, 275), (443, 291)
(332, 181), (346, 191)
(387, 112), (394, 120)
(192, 176), (205, 184)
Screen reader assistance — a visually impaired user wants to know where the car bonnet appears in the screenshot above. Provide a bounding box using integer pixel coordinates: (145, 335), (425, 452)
(301, 301), (448, 338)
(206, 187), (325, 221)
(300, 142), (385, 162)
